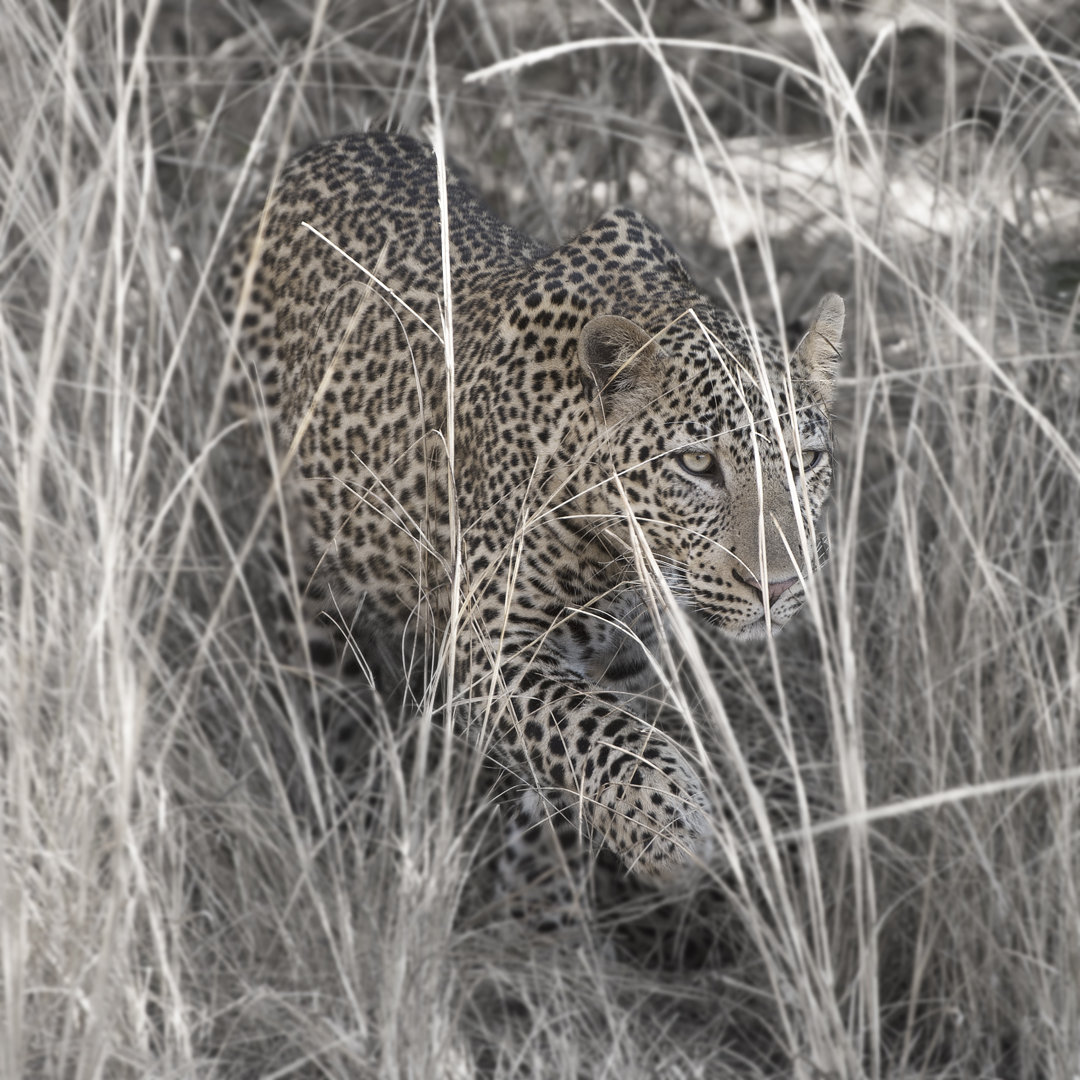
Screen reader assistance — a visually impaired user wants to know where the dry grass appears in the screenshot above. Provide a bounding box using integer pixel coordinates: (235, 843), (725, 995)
(2, 0), (1079, 1076)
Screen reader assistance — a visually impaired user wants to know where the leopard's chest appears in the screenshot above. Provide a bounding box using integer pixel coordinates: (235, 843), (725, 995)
(549, 587), (663, 698)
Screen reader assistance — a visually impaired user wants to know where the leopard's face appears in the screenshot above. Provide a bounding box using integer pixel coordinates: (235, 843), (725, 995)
(608, 385), (833, 639)
(578, 299), (841, 639)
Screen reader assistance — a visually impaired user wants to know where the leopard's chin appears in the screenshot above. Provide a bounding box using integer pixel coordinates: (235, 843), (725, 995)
(688, 588), (803, 640)
(731, 613), (791, 642)
(719, 598), (805, 641)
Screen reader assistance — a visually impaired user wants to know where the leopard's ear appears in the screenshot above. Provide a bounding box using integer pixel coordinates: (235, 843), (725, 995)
(578, 315), (661, 410)
(791, 294), (844, 407)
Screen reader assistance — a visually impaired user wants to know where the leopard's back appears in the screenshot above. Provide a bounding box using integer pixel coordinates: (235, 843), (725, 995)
(221, 133), (549, 622)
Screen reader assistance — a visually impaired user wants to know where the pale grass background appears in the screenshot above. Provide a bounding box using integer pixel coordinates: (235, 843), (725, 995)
(2, 0), (1079, 1076)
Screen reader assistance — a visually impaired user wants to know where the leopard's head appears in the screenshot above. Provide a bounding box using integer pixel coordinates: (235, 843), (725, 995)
(577, 294), (843, 639)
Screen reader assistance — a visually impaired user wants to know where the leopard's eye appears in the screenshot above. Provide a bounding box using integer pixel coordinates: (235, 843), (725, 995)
(790, 448), (825, 473)
(678, 450), (716, 476)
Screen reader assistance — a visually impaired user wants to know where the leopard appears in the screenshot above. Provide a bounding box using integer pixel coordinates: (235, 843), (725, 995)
(220, 130), (843, 886)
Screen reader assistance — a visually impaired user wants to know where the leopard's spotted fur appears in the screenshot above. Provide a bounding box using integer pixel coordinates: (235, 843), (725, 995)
(221, 131), (843, 882)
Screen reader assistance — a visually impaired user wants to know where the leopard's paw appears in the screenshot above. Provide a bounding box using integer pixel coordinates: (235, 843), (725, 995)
(586, 736), (712, 881)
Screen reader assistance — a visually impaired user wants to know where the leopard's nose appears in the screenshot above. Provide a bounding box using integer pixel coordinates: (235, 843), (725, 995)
(765, 575), (800, 603)
(732, 567), (799, 605)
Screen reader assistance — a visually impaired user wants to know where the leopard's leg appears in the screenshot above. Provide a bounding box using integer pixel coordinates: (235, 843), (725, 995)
(251, 485), (390, 816)
(492, 778), (596, 934)
(222, 304), (390, 814)
(459, 627), (713, 883)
